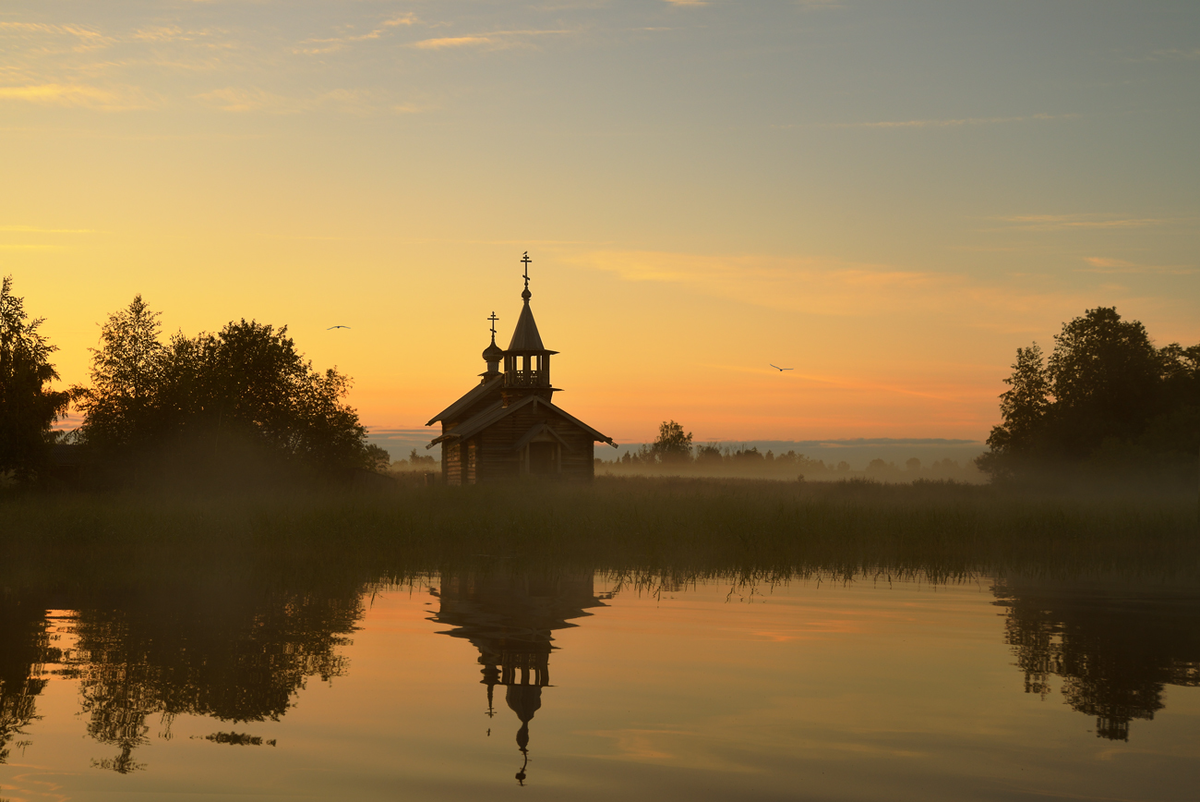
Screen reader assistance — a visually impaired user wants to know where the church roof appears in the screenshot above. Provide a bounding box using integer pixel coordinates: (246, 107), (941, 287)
(428, 394), (615, 448)
(506, 301), (556, 355)
(426, 373), (503, 426)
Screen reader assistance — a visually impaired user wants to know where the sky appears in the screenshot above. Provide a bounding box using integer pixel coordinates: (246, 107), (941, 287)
(3, 0), (1198, 447)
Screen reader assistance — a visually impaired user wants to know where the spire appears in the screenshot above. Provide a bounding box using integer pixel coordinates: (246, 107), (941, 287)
(506, 253), (550, 353)
(502, 251), (557, 398)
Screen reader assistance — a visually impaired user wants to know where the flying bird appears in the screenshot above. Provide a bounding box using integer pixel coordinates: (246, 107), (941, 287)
(327, 325), (351, 330)
(770, 364), (793, 371)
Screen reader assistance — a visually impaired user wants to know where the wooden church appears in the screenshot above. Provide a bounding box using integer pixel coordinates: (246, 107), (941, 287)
(426, 254), (615, 484)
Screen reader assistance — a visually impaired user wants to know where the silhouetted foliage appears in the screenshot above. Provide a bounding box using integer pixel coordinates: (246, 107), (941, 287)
(0, 276), (70, 483)
(978, 308), (1200, 482)
(72, 298), (374, 487)
(651, 419), (693, 463)
(70, 294), (168, 467)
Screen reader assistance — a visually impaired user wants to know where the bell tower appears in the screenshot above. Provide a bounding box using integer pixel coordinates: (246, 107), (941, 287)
(502, 252), (558, 406)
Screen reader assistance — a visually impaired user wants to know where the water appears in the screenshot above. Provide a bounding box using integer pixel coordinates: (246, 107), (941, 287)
(2, 570), (1198, 800)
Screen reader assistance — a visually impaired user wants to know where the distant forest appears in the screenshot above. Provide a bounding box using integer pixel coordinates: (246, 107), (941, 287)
(596, 423), (984, 483)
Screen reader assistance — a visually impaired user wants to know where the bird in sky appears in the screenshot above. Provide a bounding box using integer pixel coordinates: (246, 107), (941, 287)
(770, 364), (793, 371)
(327, 325), (351, 330)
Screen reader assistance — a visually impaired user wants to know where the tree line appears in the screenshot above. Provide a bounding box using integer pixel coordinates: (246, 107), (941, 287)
(1, 276), (384, 488)
(601, 420), (981, 482)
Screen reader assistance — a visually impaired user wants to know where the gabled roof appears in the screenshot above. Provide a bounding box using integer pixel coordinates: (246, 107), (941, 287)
(507, 301), (555, 354)
(511, 421), (576, 453)
(427, 394), (615, 449)
(426, 374), (504, 426)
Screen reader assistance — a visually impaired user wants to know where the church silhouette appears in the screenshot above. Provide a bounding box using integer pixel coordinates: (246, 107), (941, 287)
(427, 253), (615, 484)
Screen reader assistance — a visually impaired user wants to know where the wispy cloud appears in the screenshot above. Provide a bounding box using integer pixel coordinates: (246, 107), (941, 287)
(0, 21), (114, 51)
(1139, 47), (1200, 62)
(195, 86), (377, 114)
(0, 83), (147, 109)
(1000, 214), (1175, 231)
(412, 35), (495, 50)
(294, 12), (419, 54)
(570, 250), (957, 317)
(1080, 257), (1197, 276)
(564, 248), (1129, 338)
(0, 225), (99, 234)
(778, 113), (1077, 130)
(411, 29), (573, 51)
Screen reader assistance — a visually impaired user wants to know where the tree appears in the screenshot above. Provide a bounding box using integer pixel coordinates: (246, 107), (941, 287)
(977, 307), (1199, 481)
(72, 304), (375, 485)
(0, 276), (69, 481)
(977, 343), (1050, 477)
(651, 420), (693, 463)
(1046, 307), (1160, 457)
(71, 295), (168, 461)
(157, 319), (372, 479)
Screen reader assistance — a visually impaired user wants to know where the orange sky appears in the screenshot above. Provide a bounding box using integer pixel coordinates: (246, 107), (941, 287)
(3, 1), (1197, 446)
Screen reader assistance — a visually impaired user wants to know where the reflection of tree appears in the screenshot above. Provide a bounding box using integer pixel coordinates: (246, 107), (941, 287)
(66, 582), (362, 772)
(0, 593), (61, 764)
(995, 577), (1200, 740)
(431, 570), (604, 785)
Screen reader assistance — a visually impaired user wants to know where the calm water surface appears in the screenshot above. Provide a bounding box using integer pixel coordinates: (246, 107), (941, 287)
(1, 571), (1198, 800)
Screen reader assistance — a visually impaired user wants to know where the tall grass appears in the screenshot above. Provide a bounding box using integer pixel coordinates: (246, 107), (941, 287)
(2, 476), (1195, 587)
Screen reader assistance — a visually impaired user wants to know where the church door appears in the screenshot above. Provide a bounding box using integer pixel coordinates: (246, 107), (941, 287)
(528, 441), (557, 475)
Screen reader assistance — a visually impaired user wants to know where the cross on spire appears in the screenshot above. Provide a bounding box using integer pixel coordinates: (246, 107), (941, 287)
(488, 311), (498, 339)
(521, 251), (532, 301)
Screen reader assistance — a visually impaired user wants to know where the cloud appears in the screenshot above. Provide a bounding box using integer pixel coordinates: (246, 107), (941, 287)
(295, 13), (419, 54)
(1142, 48), (1200, 62)
(1080, 257), (1197, 276)
(1001, 214), (1175, 231)
(195, 86), (376, 114)
(410, 28), (574, 51)
(570, 250), (964, 318)
(0, 225), (99, 234)
(0, 21), (114, 51)
(565, 248), (1133, 337)
(0, 83), (128, 107)
(413, 35), (496, 49)
(779, 113), (1077, 130)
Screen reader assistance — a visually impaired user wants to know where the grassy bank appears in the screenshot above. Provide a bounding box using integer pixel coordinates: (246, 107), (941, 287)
(2, 476), (1196, 585)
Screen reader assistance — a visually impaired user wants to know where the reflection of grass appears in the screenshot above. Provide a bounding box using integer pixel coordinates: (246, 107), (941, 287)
(2, 477), (1196, 583)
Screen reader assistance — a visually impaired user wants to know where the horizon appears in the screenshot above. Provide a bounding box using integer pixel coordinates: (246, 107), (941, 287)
(5, 1), (1198, 445)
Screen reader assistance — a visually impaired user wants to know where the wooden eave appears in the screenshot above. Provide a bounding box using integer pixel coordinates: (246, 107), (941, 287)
(425, 374), (504, 426)
(427, 394), (616, 449)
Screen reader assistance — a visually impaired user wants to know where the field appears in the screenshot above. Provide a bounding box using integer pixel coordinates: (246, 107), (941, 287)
(3, 476), (1196, 589)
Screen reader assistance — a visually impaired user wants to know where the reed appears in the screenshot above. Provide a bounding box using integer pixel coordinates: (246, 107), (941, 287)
(3, 476), (1195, 587)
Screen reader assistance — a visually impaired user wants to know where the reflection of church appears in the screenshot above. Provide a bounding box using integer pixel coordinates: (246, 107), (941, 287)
(429, 571), (606, 784)
(426, 253), (615, 484)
